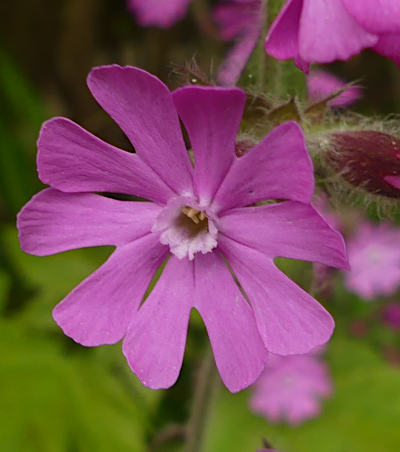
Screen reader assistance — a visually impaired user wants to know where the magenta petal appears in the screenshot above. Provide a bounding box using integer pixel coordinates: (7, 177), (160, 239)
(37, 117), (174, 204)
(342, 0), (400, 34)
(217, 30), (261, 86)
(219, 202), (348, 269)
(122, 257), (193, 389)
(127, 0), (192, 28)
(213, 121), (314, 211)
(194, 252), (267, 392)
(220, 236), (335, 355)
(87, 65), (193, 196)
(53, 234), (167, 346)
(17, 188), (161, 256)
(265, 0), (303, 61)
(173, 86), (246, 204)
(385, 175), (400, 189)
(307, 69), (362, 108)
(373, 33), (400, 66)
(215, 0), (263, 86)
(299, 0), (378, 63)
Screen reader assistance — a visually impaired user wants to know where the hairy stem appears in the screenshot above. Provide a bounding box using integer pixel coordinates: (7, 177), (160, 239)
(185, 348), (219, 452)
(255, 0), (269, 91)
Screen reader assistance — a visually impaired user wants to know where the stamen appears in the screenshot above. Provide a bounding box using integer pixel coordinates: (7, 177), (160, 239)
(182, 206), (206, 225)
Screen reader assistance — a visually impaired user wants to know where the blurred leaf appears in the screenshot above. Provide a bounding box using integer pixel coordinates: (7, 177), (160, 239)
(2, 225), (110, 328)
(0, 49), (45, 215)
(0, 319), (147, 452)
(0, 269), (10, 314)
(0, 48), (46, 130)
(0, 122), (40, 215)
(206, 335), (400, 452)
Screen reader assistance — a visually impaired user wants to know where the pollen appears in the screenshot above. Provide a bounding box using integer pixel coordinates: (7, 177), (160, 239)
(182, 207), (207, 224)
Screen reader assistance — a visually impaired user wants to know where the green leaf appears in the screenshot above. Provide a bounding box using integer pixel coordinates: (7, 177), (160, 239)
(0, 319), (147, 452)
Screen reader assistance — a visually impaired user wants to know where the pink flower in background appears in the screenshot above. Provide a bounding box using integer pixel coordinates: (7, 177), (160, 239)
(307, 69), (362, 108)
(346, 222), (400, 300)
(127, 0), (192, 28)
(127, 0), (264, 85)
(382, 303), (400, 330)
(251, 352), (332, 425)
(17, 65), (348, 392)
(311, 193), (343, 298)
(214, 0), (263, 85)
(265, 0), (400, 72)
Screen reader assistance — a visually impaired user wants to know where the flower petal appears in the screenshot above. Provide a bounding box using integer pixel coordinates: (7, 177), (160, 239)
(218, 202), (348, 269)
(385, 175), (400, 189)
(194, 252), (267, 392)
(215, 0), (263, 86)
(342, 0), (400, 34)
(299, 0), (378, 63)
(17, 188), (161, 256)
(219, 236), (335, 355)
(123, 256), (193, 389)
(307, 69), (362, 108)
(127, 0), (192, 28)
(53, 234), (167, 346)
(87, 65), (194, 196)
(265, 0), (303, 60)
(212, 121), (314, 212)
(37, 117), (173, 204)
(173, 86), (246, 205)
(373, 33), (400, 66)
(217, 30), (261, 86)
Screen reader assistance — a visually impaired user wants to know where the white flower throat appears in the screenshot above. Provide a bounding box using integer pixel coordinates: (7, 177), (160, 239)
(152, 197), (218, 260)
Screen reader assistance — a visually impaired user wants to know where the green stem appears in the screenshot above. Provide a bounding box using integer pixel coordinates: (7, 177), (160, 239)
(255, 0), (269, 91)
(185, 348), (219, 452)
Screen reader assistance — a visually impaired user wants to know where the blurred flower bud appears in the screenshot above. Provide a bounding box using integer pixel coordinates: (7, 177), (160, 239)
(325, 131), (400, 198)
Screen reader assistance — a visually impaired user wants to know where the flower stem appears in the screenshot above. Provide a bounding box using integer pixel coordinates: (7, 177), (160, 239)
(185, 347), (219, 452)
(255, 0), (269, 91)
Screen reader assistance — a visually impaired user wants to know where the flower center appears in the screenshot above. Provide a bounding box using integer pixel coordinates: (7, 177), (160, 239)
(179, 207), (209, 236)
(152, 198), (218, 260)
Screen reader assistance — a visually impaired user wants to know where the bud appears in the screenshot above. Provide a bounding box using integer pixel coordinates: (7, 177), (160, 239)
(325, 131), (400, 198)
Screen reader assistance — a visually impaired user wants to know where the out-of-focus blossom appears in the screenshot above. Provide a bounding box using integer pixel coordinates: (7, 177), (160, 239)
(307, 69), (362, 108)
(312, 192), (342, 231)
(265, 0), (400, 71)
(214, 0), (263, 85)
(346, 222), (400, 300)
(326, 131), (400, 198)
(17, 65), (348, 392)
(311, 193), (343, 298)
(251, 352), (332, 425)
(382, 303), (400, 330)
(127, 0), (192, 28)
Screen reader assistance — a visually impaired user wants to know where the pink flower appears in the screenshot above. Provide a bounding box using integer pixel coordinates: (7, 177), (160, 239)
(382, 302), (400, 330)
(214, 0), (263, 85)
(251, 352), (332, 425)
(17, 65), (348, 392)
(127, 0), (192, 28)
(307, 69), (362, 108)
(346, 222), (400, 300)
(265, 0), (400, 71)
